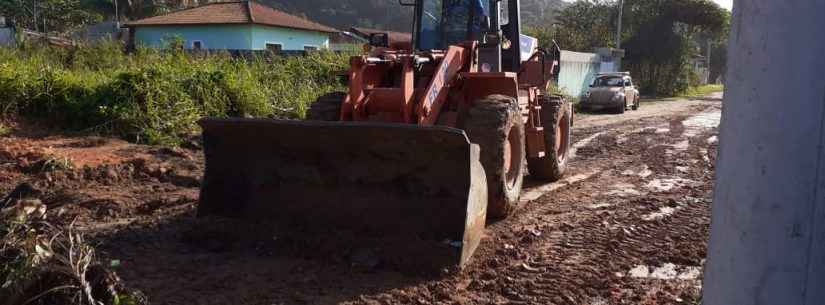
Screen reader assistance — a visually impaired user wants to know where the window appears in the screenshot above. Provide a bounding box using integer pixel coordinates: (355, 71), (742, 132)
(304, 45), (318, 52)
(192, 40), (203, 50)
(266, 43), (282, 52)
(417, 0), (490, 50)
(595, 77), (624, 87)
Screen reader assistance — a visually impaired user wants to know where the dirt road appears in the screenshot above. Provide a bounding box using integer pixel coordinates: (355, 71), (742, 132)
(0, 92), (723, 305)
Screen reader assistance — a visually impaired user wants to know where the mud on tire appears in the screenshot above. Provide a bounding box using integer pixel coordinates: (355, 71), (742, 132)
(464, 95), (526, 220)
(527, 95), (571, 181)
(306, 92), (345, 121)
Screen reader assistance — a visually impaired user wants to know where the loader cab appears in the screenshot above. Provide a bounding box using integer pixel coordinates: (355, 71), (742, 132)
(411, 0), (523, 71)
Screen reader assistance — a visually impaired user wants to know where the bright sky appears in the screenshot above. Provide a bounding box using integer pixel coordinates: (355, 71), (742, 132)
(561, 0), (733, 11)
(713, 0), (733, 10)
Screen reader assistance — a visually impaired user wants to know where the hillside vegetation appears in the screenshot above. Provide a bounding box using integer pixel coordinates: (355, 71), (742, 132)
(2, 0), (567, 34)
(0, 41), (350, 145)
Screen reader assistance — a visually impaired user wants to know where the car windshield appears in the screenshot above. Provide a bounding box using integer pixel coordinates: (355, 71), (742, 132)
(594, 77), (625, 87)
(418, 0), (489, 50)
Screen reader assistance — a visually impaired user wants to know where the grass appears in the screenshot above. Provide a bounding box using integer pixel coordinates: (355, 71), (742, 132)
(681, 84), (724, 97)
(0, 41), (351, 146)
(0, 123), (9, 136)
(1, 198), (144, 305)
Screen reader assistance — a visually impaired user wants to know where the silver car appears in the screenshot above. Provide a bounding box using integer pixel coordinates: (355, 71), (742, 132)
(580, 72), (640, 113)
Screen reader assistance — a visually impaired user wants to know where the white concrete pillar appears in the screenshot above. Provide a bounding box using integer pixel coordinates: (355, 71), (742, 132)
(702, 1), (825, 304)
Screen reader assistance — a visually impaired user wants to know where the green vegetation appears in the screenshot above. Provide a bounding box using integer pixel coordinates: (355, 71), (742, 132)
(682, 84), (724, 97)
(0, 41), (350, 145)
(527, 0), (730, 97)
(1, 198), (146, 305)
(2, 0), (565, 35)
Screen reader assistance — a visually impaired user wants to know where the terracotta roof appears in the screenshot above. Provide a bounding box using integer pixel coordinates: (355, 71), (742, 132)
(125, 1), (337, 33)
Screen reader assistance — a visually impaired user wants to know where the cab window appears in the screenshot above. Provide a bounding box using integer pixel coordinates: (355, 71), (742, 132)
(418, 0), (489, 50)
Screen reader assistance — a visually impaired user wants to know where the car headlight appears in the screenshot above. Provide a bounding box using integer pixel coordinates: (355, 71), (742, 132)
(612, 93), (625, 101)
(584, 91), (591, 98)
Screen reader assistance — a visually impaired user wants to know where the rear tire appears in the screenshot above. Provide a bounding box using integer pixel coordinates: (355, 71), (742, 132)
(306, 92), (345, 121)
(528, 95), (571, 182)
(464, 95), (526, 220)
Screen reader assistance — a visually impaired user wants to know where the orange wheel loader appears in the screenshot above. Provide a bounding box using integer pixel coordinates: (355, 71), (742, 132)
(198, 0), (572, 271)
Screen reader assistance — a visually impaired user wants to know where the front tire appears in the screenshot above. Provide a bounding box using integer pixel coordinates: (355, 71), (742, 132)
(464, 95), (526, 220)
(616, 99), (627, 114)
(632, 97), (640, 110)
(528, 95), (571, 181)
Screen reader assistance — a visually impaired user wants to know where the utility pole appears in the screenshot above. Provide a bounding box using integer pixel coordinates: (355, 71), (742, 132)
(702, 0), (825, 304)
(32, 0), (37, 32)
(706, 37), (712, 83)
(615, 0), (623, 49)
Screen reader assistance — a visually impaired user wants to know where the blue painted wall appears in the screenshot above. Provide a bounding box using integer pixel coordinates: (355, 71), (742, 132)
(134, 24), (330, 51)
(134, 25), (252, 49)
(249, 25), (329, 50)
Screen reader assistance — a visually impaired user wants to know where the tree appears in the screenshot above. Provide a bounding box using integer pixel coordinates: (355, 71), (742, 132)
(0, 0), (102, 33)
(535, 0), (730, 96)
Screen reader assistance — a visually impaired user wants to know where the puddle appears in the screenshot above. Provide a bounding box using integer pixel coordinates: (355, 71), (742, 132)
(627, 263), (702, 280)
(621, 165), (653, 178)
(588, 203), (612, 209)
(642, 206), (679, 221)
(569, 131), (607, 159)
(700, 148), (711, 164)
(645, 178), (697, 192)
(605, 189), (642, 197)
(604, 182), (642, 197)
(676, 166), (689, 173)
(521, 171), (598, 203)
(682, 111), (722, 137)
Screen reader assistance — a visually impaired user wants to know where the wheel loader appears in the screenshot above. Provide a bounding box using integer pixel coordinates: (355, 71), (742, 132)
(197, 0), (572, 271)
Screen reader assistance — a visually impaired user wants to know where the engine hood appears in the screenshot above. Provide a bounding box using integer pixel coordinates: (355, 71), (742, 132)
(587, 87), (624, 103)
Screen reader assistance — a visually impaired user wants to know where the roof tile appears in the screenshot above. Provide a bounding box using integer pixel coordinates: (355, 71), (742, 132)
(126, 1), (337, 33)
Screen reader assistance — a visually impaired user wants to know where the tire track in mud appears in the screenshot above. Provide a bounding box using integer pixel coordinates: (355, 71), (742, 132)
(501, 126), (713, 304)
(353, 103), (722, 305)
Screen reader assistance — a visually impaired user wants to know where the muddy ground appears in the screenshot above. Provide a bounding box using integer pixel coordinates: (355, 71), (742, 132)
(0, 93), (724, 305)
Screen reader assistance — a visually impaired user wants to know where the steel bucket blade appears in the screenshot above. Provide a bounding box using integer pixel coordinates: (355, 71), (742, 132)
(198, 118), (488, 270)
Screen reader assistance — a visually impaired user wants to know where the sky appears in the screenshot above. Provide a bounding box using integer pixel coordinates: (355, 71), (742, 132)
(713, 0), (733, 10)
(561, 0), (733, 11)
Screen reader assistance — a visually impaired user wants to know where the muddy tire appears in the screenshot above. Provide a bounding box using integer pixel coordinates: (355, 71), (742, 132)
(306, 92), (345, 121)
(464, 95), (526, 220)
(632, 98), (640, 110)
(616, 99), (627, 114)
(528, 95), (571, 182)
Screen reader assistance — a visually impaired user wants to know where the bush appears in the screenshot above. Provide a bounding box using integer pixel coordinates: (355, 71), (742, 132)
(0, 43), (351, 145)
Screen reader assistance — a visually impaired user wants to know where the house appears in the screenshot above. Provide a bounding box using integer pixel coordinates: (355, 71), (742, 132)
(124, 1), (338, 52)
(329, 31), (367, 52)
(78, 21), (128, 43)
(0, 17), (14, 47)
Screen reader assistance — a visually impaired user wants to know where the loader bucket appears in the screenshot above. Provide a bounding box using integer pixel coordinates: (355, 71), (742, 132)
(197, 118), (488, 271)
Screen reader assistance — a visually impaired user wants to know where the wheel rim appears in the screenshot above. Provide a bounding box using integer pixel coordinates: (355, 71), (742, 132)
(555, 113), (570, 163)
(504, 127), (523, 188)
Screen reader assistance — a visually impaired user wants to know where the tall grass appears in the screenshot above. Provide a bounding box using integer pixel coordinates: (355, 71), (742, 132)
(0, 41), (350, 145)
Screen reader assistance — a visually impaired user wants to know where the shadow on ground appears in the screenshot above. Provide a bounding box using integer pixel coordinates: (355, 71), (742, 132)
(94, 210), (432, 305)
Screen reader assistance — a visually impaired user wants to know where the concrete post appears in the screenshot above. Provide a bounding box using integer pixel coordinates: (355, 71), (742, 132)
(702, 1), (825, 305)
